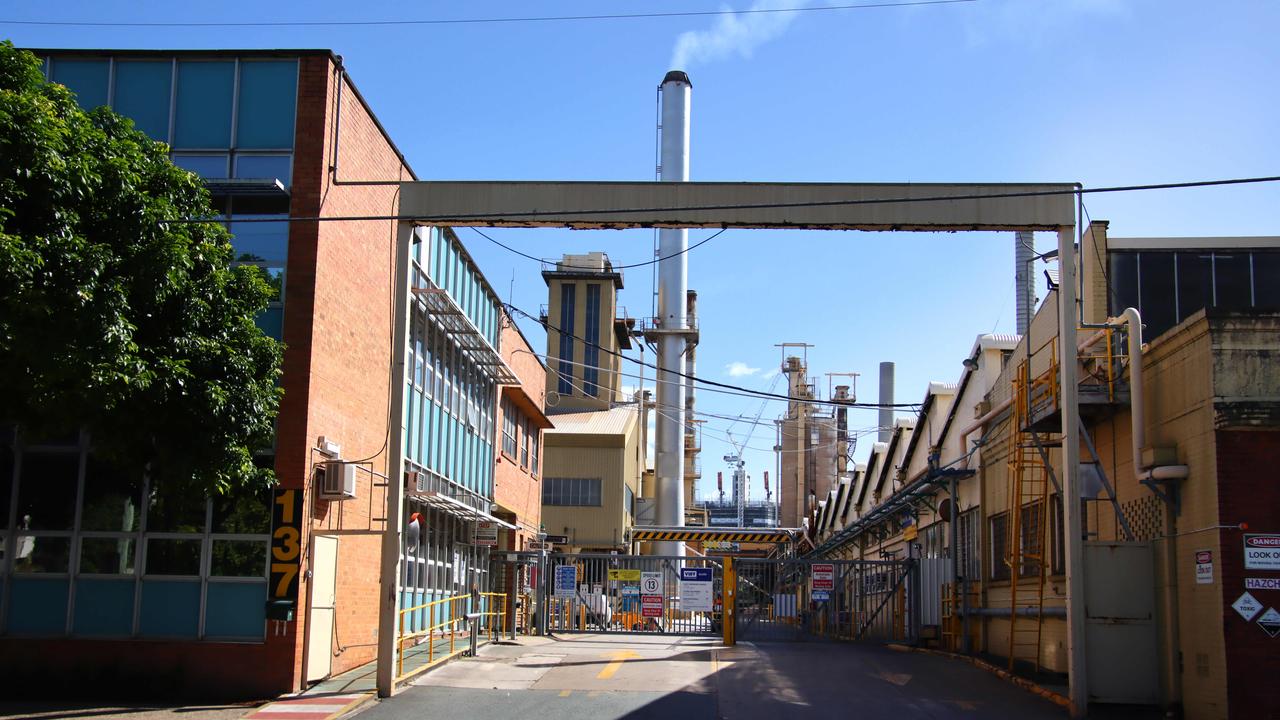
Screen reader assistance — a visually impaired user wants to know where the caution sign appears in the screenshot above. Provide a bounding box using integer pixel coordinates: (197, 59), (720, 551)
(1195, 549), (1213, 585)
(608, 568), (642, 582)
(812, 563), (835, 591)
(1244, 534), (1280, 570)
(641, 571), (663, 618)
(1257, 607), (1280, 638)
(270, 488), (303, 604)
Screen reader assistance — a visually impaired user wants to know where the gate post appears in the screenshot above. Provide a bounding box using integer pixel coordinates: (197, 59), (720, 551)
(723, 556), (736, 646)
(908, 558), (921, 645)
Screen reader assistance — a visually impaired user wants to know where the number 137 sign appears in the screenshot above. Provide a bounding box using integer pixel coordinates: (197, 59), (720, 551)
(271, 489), (304, 604)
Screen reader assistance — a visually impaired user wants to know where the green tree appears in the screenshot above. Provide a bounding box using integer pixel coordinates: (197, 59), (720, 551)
(0, 42), (283, 497)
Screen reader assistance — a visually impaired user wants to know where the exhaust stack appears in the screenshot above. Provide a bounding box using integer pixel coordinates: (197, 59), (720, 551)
(878, 362), (895, 443)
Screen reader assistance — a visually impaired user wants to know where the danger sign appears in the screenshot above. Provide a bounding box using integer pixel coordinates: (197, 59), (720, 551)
(812, 563), (835, 591)
(1244, 534), (1280, 570)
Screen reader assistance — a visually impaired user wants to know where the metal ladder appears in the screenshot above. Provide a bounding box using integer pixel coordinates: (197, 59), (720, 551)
(1005, 360), (1051, 672)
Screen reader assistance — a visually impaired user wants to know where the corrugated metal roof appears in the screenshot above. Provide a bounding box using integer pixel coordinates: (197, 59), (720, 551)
(543, 406), (637, 436)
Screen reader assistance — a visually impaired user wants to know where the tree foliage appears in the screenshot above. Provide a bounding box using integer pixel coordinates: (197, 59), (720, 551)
(0, 42), (283, 496)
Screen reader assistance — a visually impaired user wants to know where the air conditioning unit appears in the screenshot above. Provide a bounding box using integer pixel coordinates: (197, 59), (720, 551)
(318, 461), (357, 500)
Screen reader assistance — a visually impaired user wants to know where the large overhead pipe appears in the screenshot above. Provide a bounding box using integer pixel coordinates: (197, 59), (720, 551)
(654, 70), (692, 556)
(878, 362), (895, 443)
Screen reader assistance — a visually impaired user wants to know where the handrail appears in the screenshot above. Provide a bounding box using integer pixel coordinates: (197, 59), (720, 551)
(395, 591), (508, 681)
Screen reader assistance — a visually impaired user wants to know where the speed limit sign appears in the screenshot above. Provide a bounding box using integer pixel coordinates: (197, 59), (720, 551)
(641, 571), (662, 594)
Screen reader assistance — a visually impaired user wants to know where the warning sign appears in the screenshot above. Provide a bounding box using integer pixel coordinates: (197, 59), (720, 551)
(1233, 592), (1263, 622)
(1244, 534), (1280, 570)
(608, 568), (642, 582)
(641, 594), (664, 618)
(812, 563), (835, 591)
(1257, 607), (1280, 638)
(1246, 577), (1280, 591)
(1195, 549), (1213, 585)
(640, 571), (664, 618)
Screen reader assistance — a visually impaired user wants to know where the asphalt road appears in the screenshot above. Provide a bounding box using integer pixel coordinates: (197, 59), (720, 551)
(351, 633), (1066, 720)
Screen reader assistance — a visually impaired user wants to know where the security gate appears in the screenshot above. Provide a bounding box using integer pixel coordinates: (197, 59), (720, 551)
(538, 553), (722, 636)
(735, 558), (917, 643)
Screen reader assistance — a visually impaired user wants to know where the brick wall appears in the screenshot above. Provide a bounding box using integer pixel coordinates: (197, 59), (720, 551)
(1216, 428), (1280, 719)
(493, 319), (546, 549)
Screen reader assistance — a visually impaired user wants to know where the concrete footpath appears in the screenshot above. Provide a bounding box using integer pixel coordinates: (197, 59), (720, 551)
(348, 633), (1066, 720)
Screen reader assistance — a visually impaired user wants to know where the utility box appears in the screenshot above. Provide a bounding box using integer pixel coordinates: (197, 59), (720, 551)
(318, 461), (358, 500)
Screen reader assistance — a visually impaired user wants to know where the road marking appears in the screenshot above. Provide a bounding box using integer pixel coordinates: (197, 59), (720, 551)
(244, 694), (369, 720)
(873, 671), (913, 686)
(559, 690), (572, 697)
(597, 649), (640, 679)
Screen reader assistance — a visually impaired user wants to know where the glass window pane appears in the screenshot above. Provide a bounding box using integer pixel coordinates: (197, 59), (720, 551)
(236, 61), (298, 149)
(174, 61), (234, 148)
(145, 484), (206, 533)
(1108, 251), (1139, 317)
(172, 153), (229, 179)
(51, 58), (109, 108)
(16, 452), (79, 531)
(228, 216), (289, 263)
(256, 305), (284, 341)
(234, 154), (293, 186)
(1176, 252), (1211, 324)
(1138, 253), (1176, 339)
(80, 537), (137, 575)
(1255, 252), (1280, 308)
(1214, 254), (1251, 310)
(211, 540), (267, 578)
(212, 491), (270, 534)
(113, 60), (172, 141)
(14, 536), (71, 573)
(81, 457), (143, 532)
(145, 538), (202, 576)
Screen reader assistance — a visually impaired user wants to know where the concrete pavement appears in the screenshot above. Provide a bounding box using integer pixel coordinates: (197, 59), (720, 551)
(350, 633), (1066, 719)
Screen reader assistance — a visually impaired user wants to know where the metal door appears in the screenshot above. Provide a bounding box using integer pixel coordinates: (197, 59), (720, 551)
(305, 535), (338, 682)
(542, 553), (721, 636)
(735, 558), (916, 643)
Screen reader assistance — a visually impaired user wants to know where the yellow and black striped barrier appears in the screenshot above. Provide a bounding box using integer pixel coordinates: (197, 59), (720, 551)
(630, 527), (796, 544)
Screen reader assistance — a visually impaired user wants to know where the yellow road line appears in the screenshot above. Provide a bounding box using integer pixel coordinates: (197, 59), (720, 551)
(559, 690), (572, 697)
(596, 650), (640, 679)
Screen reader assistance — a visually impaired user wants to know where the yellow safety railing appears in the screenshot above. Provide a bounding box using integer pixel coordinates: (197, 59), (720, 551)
(1025, 325), (1126, 423)
(395, 592), (508, 682)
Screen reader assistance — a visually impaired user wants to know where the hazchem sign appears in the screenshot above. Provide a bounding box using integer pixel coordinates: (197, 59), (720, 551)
(554, 565), (577, 598)
(1233, 592), (1262, 622)
(812, 563), (835, 591)
(1246, 577), (1280, 591)
(679, 568), (714, 612)
(1244, 534), (1280, 570)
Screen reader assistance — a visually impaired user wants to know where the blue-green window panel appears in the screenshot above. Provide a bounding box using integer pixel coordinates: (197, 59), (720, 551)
(73, 578), (135, 636)
(113, 61), (173, 141)
(235, 155), (293, 186)
(51, 58), (109, 109)
(173, 153), (230, 179)
(255, 306), (284, 341)
(7, 577), (69, 635)
(175, 61), (235, 149)
(205, 581), (266, 639)
(139, 580), (200, 638)
(402, 383), (414, 463)
(236, 61), (298, 149)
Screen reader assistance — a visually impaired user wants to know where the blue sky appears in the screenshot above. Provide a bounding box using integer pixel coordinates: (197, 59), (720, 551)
(7, 0), (1279, 501)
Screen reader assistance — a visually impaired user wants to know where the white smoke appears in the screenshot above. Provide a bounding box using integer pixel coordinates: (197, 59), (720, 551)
(670, 0), (812, 70)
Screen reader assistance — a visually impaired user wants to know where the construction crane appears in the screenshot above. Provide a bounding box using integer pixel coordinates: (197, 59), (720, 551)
(723, 374), (781, 526)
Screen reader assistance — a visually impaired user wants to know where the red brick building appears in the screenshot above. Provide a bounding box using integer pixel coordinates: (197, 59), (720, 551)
(1, 48), (542, 699)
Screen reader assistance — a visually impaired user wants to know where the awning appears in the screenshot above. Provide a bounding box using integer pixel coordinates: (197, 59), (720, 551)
(406, 489), (518, 530)
(629, 527), (799, 544)
(412, 286), (519, 385)
(501, 386), (554, 430)
(204, 177), (289, 197)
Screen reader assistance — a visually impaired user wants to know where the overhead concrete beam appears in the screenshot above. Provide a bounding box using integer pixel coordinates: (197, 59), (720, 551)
(398, 181), (1077, 231)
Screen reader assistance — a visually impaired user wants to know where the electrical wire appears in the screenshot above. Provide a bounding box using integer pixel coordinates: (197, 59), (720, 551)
(469, 226), (728, 270)
(4, 1), (977, 28)
(169, 174), (1280, 225)
(510, 302), (921, 410)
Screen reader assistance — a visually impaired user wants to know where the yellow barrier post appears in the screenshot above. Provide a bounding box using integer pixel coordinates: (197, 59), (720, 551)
(723, 556), (736, 646)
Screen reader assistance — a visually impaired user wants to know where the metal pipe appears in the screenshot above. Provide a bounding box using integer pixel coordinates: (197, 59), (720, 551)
(964, 606), (1068, 618)
(959, 396), (1013, 469)
(878, 362), (894, 443)
(654, 70), (692, 556)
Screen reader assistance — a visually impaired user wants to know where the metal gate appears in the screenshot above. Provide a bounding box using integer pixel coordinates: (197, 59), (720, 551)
(735, 558), (917, 643)
(538, 553), (723, 636)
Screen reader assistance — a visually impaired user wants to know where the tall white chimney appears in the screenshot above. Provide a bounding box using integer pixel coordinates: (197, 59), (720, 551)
(1015, 231), (1035, 336)
(878, 362), (894, 443)
(654, 70), (692, 556)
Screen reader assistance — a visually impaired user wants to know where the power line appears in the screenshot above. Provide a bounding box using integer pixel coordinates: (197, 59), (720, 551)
(508, 302), (920, 410)
(3, 1), (977, 28)
(166, 174), (1280, 225)
(470, 227), (727, 270)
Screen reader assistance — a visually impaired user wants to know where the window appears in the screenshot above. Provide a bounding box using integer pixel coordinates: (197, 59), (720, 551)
(235, 61), (298, 149)
(956, 507), (980, 581)
(1176, 252), (1211, 324)
(502, 398), (518, 458)
(624, 484), (635, 517)
(584, 283), (601, 396)
(1256, 252), (1280, 307)
(1214, 254), (1252, 310)
(543, 477), (602, 507)
(989, 512), (1009, 581)
(234, 154), (293, 186)
(50, 58), (110, 108)
(1138, 253), (1176, 338)
(528, 418), (539, 477)
(558, 284), (576, 395)
(520, 415), (530, 469)
(174, 61), (235, 148)
(113, 61), (173, 140)
(172, 153), (230, 179)
(1018, 501), (1047, 578)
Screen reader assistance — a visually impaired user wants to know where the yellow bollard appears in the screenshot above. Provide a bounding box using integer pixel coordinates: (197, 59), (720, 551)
(723, 557), (736, 647)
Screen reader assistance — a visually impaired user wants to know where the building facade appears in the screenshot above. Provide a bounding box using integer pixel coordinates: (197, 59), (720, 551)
(1, 48), (542, 699)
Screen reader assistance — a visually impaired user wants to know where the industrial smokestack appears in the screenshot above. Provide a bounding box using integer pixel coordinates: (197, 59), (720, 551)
(878, 362), (894, 443)
(764, 470), (771, 500)
(654, 70), (692, 556)
(1015, 231), (1035, 335)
